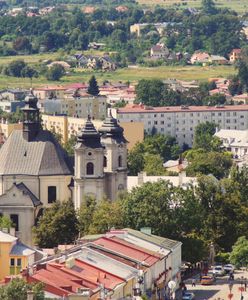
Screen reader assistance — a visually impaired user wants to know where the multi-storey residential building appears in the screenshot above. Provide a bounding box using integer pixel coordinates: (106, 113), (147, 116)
(41, 114), (144, 150)
(42, 94), (107, 120)
(113, 104), (248, 146)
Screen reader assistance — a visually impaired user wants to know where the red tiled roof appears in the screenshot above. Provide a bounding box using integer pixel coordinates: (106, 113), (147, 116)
(92, 237), (160, 266)
(117, 104), (248, 114)
(231, 49), (241, 54)
(25, 263), (99, 297)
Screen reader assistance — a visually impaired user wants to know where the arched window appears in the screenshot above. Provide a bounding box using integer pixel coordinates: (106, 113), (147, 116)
(118, 155), (122, 167)
(86, 162), (94, 175)
(103, 156), (107, 168)
(118, 184), (124, 190)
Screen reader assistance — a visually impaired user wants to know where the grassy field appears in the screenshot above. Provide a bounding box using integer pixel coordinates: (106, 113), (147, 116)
(0, 64), (236, 89)
(137, 0), (248, 13)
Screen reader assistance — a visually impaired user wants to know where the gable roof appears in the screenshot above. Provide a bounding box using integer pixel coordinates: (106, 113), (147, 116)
(15, 182), (42, 207)
(123, 228), (181, 250)
(0, 130), (73, 176)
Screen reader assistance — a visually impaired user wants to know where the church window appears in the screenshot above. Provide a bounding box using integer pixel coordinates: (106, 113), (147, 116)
(118, 156), (122, 167)
(88, 152), (92, 156)
(86, 162), (94, 175)
(48, 186), (57, 203)
(104, 156), (107, 167)
(10, 214), (19, 231)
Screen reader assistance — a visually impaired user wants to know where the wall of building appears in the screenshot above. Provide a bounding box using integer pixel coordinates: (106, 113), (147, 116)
(116, 107), (248, 146)
(41, 115), (143, 150)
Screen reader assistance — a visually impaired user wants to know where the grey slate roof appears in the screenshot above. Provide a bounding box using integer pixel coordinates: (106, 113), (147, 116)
(124, 228), (181, 250)
(15, 182), (42, 207)
(0, 130), (73, 176)
(10, 241), (35, 256)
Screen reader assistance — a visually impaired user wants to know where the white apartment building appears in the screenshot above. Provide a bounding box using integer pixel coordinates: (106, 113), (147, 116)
(113, 104), (248, 146)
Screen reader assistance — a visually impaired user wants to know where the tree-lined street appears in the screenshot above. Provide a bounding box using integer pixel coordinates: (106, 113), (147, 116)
(185, 269), (248, 300)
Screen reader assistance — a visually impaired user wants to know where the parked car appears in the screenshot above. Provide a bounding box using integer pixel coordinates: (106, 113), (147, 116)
(182, 292), (195, 300)
(224, 264), (235, 273)
(212, 265), (225, 276)
(201, 275), (214, 285)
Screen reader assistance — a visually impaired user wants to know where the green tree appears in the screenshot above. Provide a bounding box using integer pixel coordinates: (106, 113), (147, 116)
(77, 196), (97, 236)
(13, 36), (32, 53)
(46, 64), (65, 81)
(236, 47), (248, 92)
(88, 200), (124, 234)
(0, 215), (13, 229)
(0, 278), (44, 300)
(64, 135), (77, 156)
(230, 236), (248, 268)
(201, 0), (217, 15)
(143, 154), (166, 176)
(128, 134), (180, 176)
(4, 60), (27, 77)
(34, 199), (78, 248)
(193, 121), (220, 151)
(185, 150), (232, 179)
(87, 76), (99, 96)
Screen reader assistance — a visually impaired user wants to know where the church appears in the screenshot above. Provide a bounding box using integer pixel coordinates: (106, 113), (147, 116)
(0, 91), (127, 245)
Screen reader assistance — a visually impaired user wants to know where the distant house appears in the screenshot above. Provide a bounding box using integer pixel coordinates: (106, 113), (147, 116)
(83, 6), (96, 14)
(209, 55), (228, 65)
(229, 49), (241, 63)
(99, 56), (116, 71)
(115, 5), (129, 12)
(47, 61), (71, 69)
(232, 93), (248, 104)
(190, 51), (210, 64)
(150, 43), (169, 59)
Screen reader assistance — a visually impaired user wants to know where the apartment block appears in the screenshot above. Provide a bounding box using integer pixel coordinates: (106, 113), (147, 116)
(113, 104), (248, 146)
(41, 114), (144, 150)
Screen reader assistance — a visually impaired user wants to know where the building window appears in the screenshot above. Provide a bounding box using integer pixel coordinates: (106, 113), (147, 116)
(103, 156), (107, 168)
(48, 186), (56, 203)
(86, 162), (94, 175)
(10, 214), (19, 231)
(17, 258), (22, 267)
(118, 184), (124, 190)
(118, 156), (122, 167)
(10, 258), (15, 266)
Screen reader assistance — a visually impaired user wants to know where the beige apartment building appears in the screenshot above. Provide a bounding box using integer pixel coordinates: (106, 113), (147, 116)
(0, 121), (22, 144)
(113, 104), (248, 147)
(42, 114), (144, 150)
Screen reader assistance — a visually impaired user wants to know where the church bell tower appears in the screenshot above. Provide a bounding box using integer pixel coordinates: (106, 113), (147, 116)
(21, 90), (40, 142)
(74, 116), (105, 209)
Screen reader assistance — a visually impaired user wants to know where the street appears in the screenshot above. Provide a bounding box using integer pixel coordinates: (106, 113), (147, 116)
(185, 269), (248, 300)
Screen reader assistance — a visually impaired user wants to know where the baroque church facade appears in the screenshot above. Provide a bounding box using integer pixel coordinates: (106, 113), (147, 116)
(0, 91), (127, 245)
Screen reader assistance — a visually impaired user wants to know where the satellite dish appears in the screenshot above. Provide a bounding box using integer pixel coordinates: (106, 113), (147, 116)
(168, 280), (176, 291)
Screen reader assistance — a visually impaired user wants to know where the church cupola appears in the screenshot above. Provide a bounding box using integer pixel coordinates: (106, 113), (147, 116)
(99, 110), (127, 143)
(76, 115), (103, 149)
(21, 89), (40, 142)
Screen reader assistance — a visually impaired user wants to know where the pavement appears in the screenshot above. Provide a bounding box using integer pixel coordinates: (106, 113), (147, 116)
(184, 269), (248, 300)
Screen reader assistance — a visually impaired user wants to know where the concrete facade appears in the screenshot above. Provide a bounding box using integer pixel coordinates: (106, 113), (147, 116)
(113, 105), (248, 147)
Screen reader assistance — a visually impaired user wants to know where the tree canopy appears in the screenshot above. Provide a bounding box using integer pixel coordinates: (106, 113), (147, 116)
(87, 75), (100, 96)
(34, 199), (78, 248)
